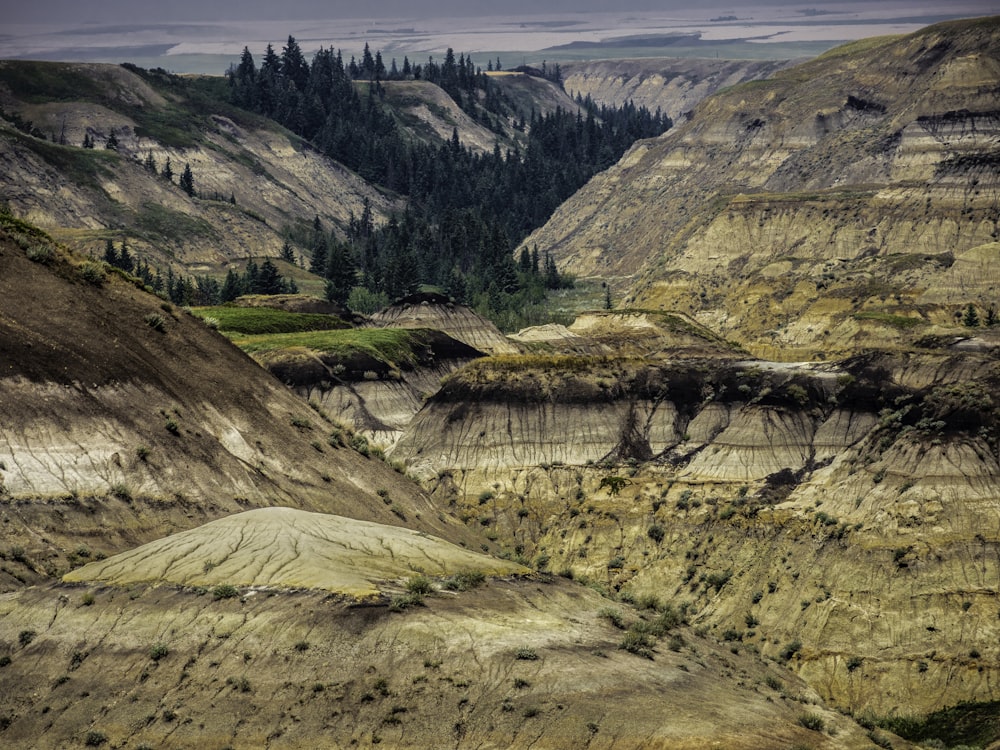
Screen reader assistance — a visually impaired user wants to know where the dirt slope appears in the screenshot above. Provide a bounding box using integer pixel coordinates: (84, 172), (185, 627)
(0, 217), (480, 589)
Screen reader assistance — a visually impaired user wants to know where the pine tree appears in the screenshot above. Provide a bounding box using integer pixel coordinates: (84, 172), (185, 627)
(118, 239), (134, 273)
(987, 305), (999, 326)
(143, 150), (157, 173)
(103, 239), (118, 267)
(179, 163), (195, 196)
(604, 283), (612, 310)
(963, 303), (980, 327)
(105, 131), (119, 151)
(280, 240), (296, 263)
(256, 258), (284, 295)
(161, 157), (173, 182)
(220, 268), (243, 302)
(82, 132), (94, 149)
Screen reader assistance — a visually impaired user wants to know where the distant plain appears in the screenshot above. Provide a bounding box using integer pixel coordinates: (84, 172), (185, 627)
(1, 0), (994, 73)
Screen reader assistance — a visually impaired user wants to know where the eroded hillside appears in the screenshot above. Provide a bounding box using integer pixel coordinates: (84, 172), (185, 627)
(562, 58), (794, 123)
(388, 329), (1000, 717)
(525, 18), (1000, 359)
(0, 216), (481, 589)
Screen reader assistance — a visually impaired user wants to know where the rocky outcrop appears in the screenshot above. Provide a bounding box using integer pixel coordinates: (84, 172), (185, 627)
(524, 19), (1000, 358)
(0, 571), (882, 749)
(390, 348), (1000, 715)
(0, 220), (479, 590)
(562, 58), (794, 123)
(370, 293), (519, 355)
(65, 507), (527, 598)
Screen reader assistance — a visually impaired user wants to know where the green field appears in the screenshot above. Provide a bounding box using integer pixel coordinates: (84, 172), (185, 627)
(229, 327), (424, 364)
(189, 305), (348, 335)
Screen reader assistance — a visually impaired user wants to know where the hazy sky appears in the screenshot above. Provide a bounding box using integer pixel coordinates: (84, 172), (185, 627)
(12, 0), (987, 24)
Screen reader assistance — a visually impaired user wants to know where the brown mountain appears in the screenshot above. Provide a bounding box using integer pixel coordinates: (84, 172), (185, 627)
(523, 17), (1000, 360)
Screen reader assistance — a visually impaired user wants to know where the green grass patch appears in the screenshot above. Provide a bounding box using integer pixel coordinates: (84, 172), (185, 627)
(231, 327), (423, 364)
(873, 700), (1000, 748)
(0, 61), (109, 103)
(133, 202), (218, 244)
(189, 306), (348, 335)
(852, 311), (925, 330)
(4, 129), (118, 188)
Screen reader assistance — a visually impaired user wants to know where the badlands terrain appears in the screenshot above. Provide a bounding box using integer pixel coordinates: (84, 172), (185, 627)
(2, 12), (1000, 750)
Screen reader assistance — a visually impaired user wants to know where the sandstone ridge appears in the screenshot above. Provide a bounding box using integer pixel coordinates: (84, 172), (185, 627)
(65, 507), (527, 598)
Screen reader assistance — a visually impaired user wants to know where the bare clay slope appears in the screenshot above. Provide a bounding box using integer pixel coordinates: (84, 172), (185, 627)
(391, 332), (1000, 718)
(0, 566), (883, 749)
(561, 57), (795, 123)
(525, 17), (1000, 359)
(0, 218), (480, 589)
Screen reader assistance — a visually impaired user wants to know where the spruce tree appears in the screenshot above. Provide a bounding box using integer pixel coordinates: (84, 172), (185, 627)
(179, 163), (195, 196)
(118, 239), (134, 273)
(963, 303), (980, 327)
(103, 239), (118, 267)
(161, 157), (173, 182)
(144, 150), (157, 173)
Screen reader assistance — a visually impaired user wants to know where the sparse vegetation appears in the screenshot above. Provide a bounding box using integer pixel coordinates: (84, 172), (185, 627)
(798, 713), (825, 731)
(212, 584), (240, 600)
(84, 730), (108, 746)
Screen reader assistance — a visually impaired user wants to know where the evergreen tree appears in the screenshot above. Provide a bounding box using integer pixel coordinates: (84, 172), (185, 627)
(256, 258), (284, 294)
(281, 35), (310, 90)
(82, 132), (94, 148)
(179, 163), (195, 196)
(161, 157), (173, 182)
(143, 150), (157, 173)
(324, 240), (357, 306)
(963, 303), (981, 327)
(118, 239), (134, 273)
(987, 305), (999, 327)
(103, 238), (118, 267)
(105, 131), (119, 151)
(280, 240), (296, 263)
(220, 268), (243, 302)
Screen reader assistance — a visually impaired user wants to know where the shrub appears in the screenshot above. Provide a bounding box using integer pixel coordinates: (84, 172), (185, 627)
(294, 641), (310, 652)
(846, 655), (863, 672)
(26, 244), (56, 264)
(81, 593), (95, 606)
(109, 483), (132, 501)
(405, 575), (433, 595)
(18, 630), (36, 647)
(135, 446), (150, 461)
(513, 677), (530, 688)
(79, 261), (105, 285)
(212, 584), (239, 600)
(598, 607), (625, 629)
(798, 713), (825, 731)
(84, 730), (108, 746)
(619, 629), (654, 659)
(515, 647), (539, 661)
(149, 643), (169, 661)
(647, 524), (665, 543)
(389, 593), (424, 611)
(165, 419), (180, 435)
(443, 571), (485, 591)
(779, 639), (802, 662)
(144, 313), (165, 332)
(706, 570), (732, 592)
